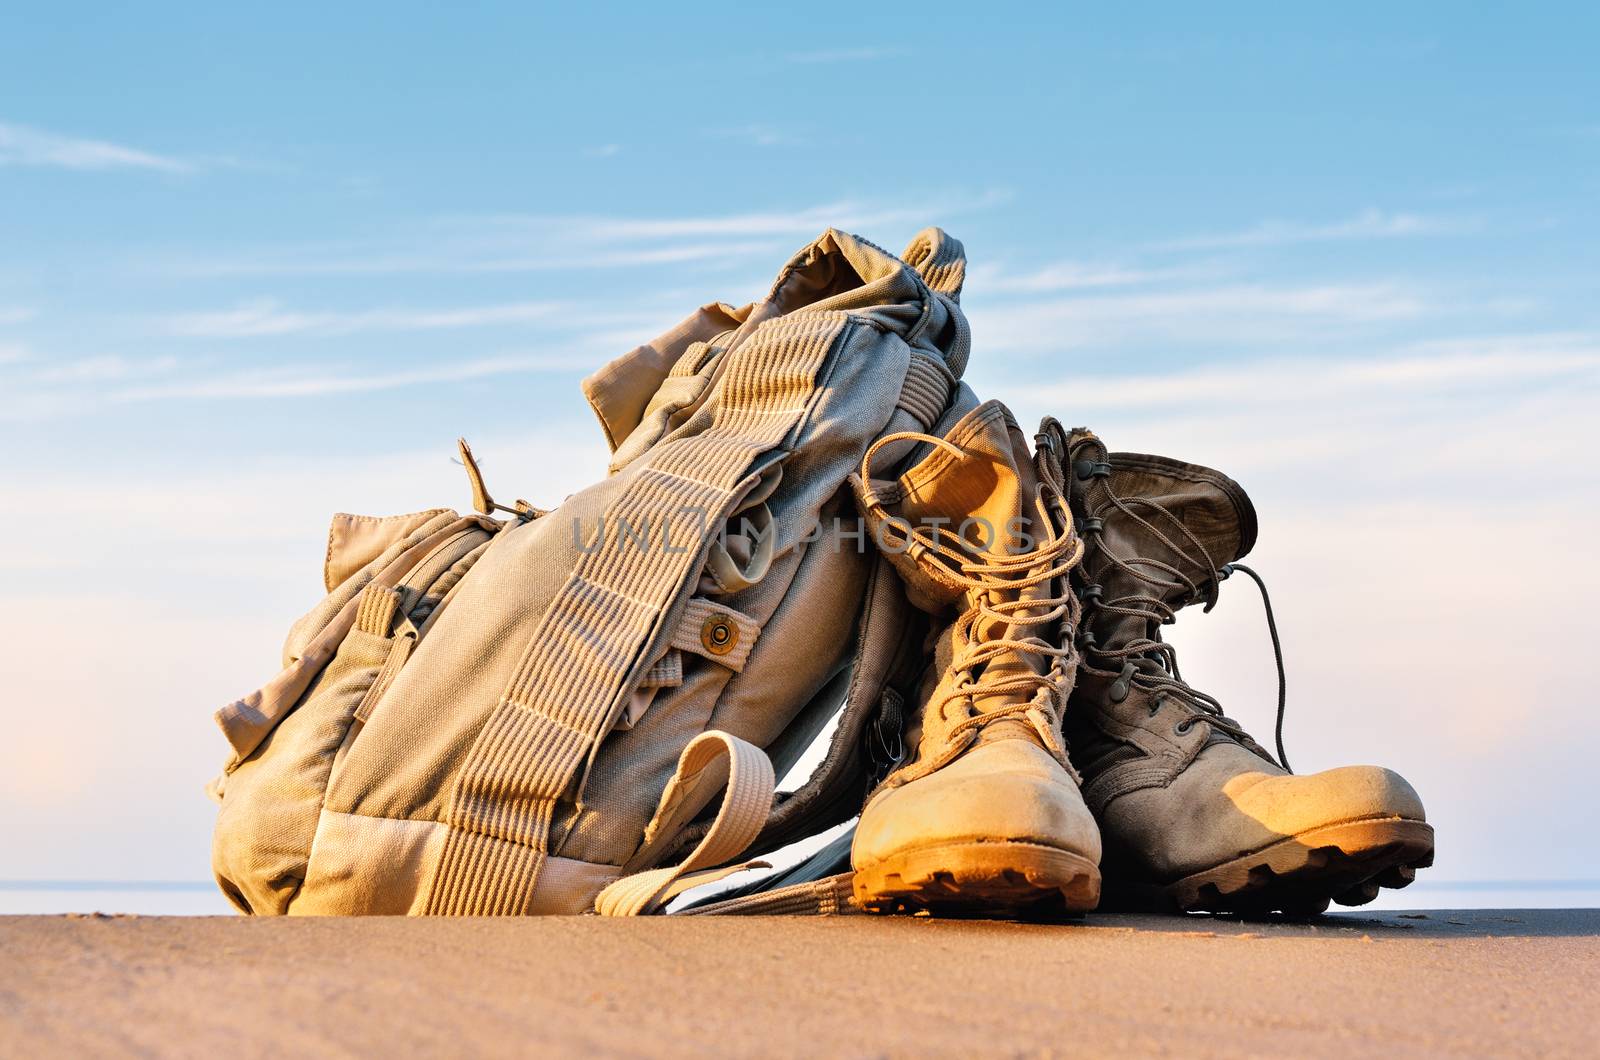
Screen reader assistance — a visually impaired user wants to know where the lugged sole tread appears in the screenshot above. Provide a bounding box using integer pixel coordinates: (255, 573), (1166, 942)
(854, 841), (1101, 917)
(1104, 817), (1434, 919)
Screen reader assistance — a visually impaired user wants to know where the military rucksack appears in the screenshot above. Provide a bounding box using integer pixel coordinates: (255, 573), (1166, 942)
(210, 227), (975, 916)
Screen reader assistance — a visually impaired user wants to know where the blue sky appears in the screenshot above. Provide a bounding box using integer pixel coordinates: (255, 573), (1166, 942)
(1, 4), (1597, 906)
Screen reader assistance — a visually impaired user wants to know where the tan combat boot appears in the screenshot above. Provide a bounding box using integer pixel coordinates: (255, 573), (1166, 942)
(848, 401), (1101, 915)
(1055, 424), (1433, 916)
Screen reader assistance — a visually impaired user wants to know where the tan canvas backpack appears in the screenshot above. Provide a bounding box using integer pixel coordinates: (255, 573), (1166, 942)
(210, 227), (975, 916)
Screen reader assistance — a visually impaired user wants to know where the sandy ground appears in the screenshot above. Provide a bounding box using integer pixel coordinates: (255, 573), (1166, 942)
(1, 909), (1594, 1058)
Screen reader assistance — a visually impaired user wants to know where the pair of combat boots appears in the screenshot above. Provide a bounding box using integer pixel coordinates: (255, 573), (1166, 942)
(848, 402), (1433, 917)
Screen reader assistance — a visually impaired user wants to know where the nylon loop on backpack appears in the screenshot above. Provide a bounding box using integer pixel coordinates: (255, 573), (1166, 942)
(354, 584), (402, 637)
(593, 731), (776, 916)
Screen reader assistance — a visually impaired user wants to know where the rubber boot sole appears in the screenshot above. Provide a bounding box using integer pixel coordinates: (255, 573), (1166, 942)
(853, 841), (1101, 917)
(1103, 817), (1434, 918)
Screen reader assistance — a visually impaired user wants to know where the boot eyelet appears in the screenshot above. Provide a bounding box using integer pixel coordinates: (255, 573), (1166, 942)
(1079, 584), (1103, 605)
(1081, 516), (1104, 535)
(1174, 719), (1195, 735)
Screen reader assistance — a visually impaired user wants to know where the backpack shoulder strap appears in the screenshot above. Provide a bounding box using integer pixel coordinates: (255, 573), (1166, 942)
(424, 310), (858, 916)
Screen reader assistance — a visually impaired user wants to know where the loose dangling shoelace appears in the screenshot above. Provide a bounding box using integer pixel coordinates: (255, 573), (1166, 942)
(1225, 562), (1290, 773)
(857, 431), (1086, 769)
(1073, 452), (1293, 773)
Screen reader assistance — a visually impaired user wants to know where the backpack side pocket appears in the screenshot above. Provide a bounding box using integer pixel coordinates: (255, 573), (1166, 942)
(211, 515), (496, 914)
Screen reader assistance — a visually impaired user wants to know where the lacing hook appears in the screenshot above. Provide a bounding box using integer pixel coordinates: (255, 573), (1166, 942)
(1107, 662), (1136, 704)
(1199, 563), (1231, 613)
(1073, 459), (1112, 482)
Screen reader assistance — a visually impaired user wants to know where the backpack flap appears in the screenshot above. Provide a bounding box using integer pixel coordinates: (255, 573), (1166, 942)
(324, 510), (449, 593)
(581, 301), (753, 452)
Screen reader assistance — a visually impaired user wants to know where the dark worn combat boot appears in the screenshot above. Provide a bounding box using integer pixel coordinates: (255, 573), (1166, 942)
(847, 402), (1101, 915)
(1052, 423), (1433, 916)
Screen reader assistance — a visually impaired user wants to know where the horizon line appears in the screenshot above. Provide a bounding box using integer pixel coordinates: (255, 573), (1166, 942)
(4, 878), (1600, 893)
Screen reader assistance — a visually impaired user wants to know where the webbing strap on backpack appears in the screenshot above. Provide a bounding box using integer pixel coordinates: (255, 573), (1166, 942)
(680, 872), (859, 916)
(593, 730), (775, 916)
(641, 232), (974, 917)
(424, 312), (862, 916)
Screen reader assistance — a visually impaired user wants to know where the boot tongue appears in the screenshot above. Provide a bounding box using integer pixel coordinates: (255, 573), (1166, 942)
(902, 406), (1034, 546)
(858, 402), (1060, 734)
(1077, 447), (1256, 656)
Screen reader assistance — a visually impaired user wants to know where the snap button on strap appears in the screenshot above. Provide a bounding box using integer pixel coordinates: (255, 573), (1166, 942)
(671, 599), (760, 671)
(701, 614), (737, 655)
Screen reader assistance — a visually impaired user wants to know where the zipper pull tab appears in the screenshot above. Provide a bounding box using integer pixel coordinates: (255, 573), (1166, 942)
(457, 438), (541, 522)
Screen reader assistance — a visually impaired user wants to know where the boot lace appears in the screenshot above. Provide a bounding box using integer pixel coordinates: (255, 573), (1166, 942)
(858, 432), (1086, 771)
(1074, 452), (1293, 772)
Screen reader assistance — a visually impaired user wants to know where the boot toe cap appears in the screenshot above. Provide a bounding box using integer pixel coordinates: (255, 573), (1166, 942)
(853, 740), (1102, 870)
(1096, 745), (1428, 881)
(1229, 764), (1427, 835)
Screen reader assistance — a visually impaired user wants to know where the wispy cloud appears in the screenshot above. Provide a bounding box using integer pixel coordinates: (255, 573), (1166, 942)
(583, 143), (622, 158)
(1153, 208), (1471, 252)
(0, 351), (181, 417)
(159, 299), (562, 338)
(705, 123), (803, 148)
(162, 193), (1007, 278)
(0, 121), (190, 174)
(172, 239), (790, 278)
(0, 354), (597, 423)
(966, 260), (1201, 294)
(1017, 333), (1600, 411)
(566, 202), (908, 240)
(0, 350), (597, 422)
(971, 282), (1428, 352)
(109, 351), (591, 402)
(786, 46), (904, 64)
(0, 307), (36, 325)
(29, 354), (181, 384)
(476, 191), (1011, 244)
